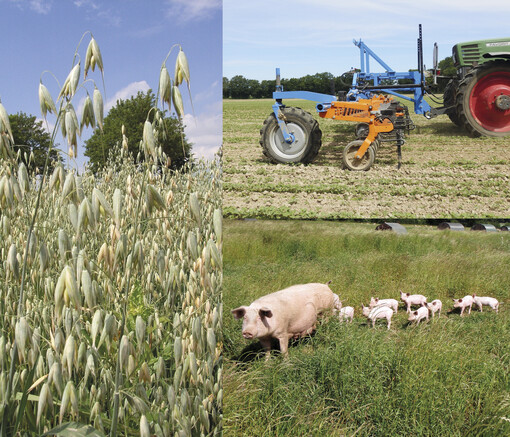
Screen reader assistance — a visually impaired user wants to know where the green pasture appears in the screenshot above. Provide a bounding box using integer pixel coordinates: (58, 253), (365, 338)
(223, 219), (510, 436)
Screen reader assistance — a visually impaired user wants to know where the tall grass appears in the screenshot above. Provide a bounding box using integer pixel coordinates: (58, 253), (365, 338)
(223, 220), (510, 436)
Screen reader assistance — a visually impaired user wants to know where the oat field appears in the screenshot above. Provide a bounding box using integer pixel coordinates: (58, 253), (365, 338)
(223, 99), (510, 219)
(0, 34), (222, 437)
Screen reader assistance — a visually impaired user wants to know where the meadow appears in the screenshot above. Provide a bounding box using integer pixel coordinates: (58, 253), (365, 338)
(223, 98), (510, 219)
(223, 219), (510, 436)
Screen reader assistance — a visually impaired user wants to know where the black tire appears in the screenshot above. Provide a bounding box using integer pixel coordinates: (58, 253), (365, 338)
(259, 107), (322, 164)
(443, 79), (461, 127)
(355, 123), (369, 139)
(342, 140), (375, 171)
(456, 61), (510, 137)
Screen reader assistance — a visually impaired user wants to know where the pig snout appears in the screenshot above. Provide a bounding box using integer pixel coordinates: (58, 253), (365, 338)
(242, 330), (255, 339)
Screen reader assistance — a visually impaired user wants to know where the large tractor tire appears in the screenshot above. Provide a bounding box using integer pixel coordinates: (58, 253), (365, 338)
(259, 107), (322, 164)
(455, 61), (510, 137)
(443, 79), (461, 127)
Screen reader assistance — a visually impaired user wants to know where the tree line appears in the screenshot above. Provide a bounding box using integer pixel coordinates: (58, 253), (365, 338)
(224, 57), (456, 99)
(4, 91), (191, 173)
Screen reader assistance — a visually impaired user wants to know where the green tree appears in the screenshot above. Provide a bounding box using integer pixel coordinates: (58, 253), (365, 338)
(8, 112), (61, 173)
(84, 90), (191, 172)
(223, 77), (230, 98)
(438, 56), (456, 76)
(228, 75), (250, 99)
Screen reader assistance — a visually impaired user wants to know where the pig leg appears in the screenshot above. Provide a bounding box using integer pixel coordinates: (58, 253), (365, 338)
(386, 316), (391, 330)
(495, 303), (499, 314)
(277, 336), (290, 358)
(460, 306), (465, 317)
(468, 303), (472, 315)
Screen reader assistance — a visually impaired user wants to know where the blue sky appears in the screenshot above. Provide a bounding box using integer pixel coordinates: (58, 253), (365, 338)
(0, 0), (222, 167)
(224, 0), (510, 81)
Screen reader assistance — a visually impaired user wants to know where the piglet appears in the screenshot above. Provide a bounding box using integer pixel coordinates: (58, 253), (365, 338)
(338, 306), (354, 323)
(427, 299), (442, 317)
(473, 295), (499, 313)
(370, 297), (399, 313)
(400, 291), (427, 313)
(452, 294), (475, 316)
(408, 306), (429, 324)
(362, 304), (393, 330)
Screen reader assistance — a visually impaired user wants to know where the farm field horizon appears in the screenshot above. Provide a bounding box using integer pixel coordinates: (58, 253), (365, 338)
(223, 219), (510, 436)
(223, 98), (510, 219)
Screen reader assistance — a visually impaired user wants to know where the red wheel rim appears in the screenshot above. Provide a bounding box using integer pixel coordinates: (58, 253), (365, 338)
(469, 71), (510, 132)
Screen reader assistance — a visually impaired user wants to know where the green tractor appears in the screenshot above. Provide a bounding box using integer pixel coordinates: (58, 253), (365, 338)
(443, 37), (510, 136)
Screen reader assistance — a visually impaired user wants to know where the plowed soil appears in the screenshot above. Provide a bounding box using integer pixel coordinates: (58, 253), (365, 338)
(223, 99), (510, 219)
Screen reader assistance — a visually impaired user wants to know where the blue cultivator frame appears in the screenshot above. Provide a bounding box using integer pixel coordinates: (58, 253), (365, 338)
(271, 25), (442, 144)
(346, 37), (432, 116)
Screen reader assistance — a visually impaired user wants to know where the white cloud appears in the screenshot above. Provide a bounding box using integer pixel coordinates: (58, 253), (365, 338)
(105, 81), (150, 111)
(165, 0), (221, 22)
(183, 103), (222, 160)
(7, 0), (53, 14)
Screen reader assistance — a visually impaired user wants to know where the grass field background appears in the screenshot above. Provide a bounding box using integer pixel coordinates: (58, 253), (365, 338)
(223, 219), (510, 436)
(223, 98), (510, 219)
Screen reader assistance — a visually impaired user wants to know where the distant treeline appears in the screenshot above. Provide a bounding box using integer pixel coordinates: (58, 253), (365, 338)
(224, 57), (455, 99)
(223, 72), (355, 99)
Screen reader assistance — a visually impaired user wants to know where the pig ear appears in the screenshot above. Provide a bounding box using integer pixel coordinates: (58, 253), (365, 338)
(231, 307), (247, 319)
(259, 307), (273, 318)
(459, 298), (463, 303)
(406, 293), (410, 297)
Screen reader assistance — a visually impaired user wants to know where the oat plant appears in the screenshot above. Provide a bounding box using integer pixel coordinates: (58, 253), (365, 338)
(0, 34), (222, 437)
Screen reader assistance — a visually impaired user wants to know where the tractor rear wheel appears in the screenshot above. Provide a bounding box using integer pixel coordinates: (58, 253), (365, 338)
(456, 61), (510, 137)
(443, 79), (461, 126)
(342, 140), (375, 171)
(260, 107), (322, 164)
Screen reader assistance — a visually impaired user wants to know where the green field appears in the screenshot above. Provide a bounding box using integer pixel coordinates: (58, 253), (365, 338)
(223, 219), (510, 436)
(223, 98), (510, 219)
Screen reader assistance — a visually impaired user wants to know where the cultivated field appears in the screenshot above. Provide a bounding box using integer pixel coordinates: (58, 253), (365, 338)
(223, 99), (510, 219)
(223, 219), (510, 436)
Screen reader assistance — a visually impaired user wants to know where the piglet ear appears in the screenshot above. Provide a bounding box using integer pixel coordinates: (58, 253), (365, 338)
(259, 307), (273, 318)
(406, 293), (410, 297)
(459, 298), (463, 303)
(232, 307), (247, 319)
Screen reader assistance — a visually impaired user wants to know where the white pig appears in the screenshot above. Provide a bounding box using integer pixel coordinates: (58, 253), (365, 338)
(362, 304), (393, 330)
(232, 282), (338, 359)
(452, 294), (475, 316)
(338, 306), (354, 323)
(400, 291), (427, 313)
(369, 297), (399, 313)
(427, 299), (442, 317)
(473, 295), (499, 313)
(408, 306), (429, 324)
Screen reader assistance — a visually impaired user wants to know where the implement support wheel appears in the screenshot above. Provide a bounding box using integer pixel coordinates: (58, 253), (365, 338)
(342, 140), (375, 171)
(260, 107), (322, 163)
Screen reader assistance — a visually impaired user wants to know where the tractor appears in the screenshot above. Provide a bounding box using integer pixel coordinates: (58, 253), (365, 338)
(259, 26), (510, 171)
